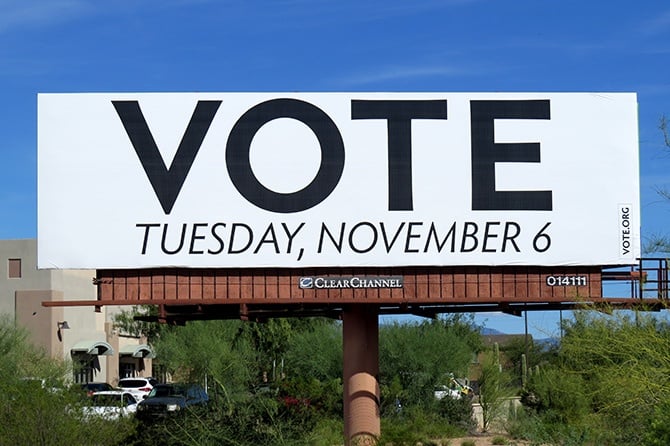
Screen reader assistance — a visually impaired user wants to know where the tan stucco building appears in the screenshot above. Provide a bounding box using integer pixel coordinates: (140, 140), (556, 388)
(1, 238), (153, 385)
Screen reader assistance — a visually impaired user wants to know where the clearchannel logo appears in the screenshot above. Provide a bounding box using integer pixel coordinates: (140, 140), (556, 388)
(299, 277), (315, 289)
(298, 276), (404, 290)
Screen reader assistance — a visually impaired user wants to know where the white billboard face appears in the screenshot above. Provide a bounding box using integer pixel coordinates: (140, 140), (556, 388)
(37, 93), (640, 269)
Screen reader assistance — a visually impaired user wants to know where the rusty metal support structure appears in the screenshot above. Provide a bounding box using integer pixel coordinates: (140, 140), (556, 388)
(343, 305), (380, 445)
(42, 261), (670, 443)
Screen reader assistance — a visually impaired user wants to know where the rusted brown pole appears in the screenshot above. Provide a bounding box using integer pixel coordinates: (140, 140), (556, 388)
(343, 305), (380, 445)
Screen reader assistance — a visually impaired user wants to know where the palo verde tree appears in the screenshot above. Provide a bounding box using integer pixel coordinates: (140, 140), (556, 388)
(155, 319), (255, 398)
(477, 348), (515, 432)
(520, 309), (670, 445)
(643, 114), (670, 253)
(112, 304), (166, 345)
(379, 314), (481, 410)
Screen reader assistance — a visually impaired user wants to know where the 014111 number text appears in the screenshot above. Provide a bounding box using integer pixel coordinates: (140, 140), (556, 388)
(545, 275), (588, 287)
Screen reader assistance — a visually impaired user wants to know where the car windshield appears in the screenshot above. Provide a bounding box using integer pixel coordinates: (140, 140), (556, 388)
(83, 383), (111, 391)
(91, 393), (136, 406)
(118, 379), (148, 388)
(91, 394), (122, 406)
(148, 385), (186, 398)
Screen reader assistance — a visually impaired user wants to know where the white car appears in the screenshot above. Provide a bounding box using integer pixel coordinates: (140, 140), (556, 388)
(117, 377), (158, 400)
(82, 390), (139, 420)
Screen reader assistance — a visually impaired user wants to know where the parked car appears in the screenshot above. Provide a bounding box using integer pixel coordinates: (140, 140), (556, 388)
(80, 382), (114, 397)
(117, 377), (158, 400)
(136, 383), (208, 421)
(82, 390), (139, 420)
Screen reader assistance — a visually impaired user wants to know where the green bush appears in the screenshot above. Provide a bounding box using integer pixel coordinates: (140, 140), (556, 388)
(379, 406), (466, 445)
(304, 418), (343, 446)
(379, 374), (405, 416)
(521, 367), (590, 424)
(434, 395), (474, 429)
(645, 399), (670, 446)
(379, 316), (482, 410)
(380, 418), (423, 445)
(0, 317), (136, 446)
(129, 391), (316, 446)
(278, 376), (342, 417)
(504, 407), (600, 446)
(478, 355), (515, 432)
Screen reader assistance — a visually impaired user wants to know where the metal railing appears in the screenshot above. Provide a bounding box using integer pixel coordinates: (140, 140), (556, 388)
(602, 258), (669, 300)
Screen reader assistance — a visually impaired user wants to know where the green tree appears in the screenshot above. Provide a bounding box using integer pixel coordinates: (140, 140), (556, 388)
(379, 314), (481, 409)
(645, 399), (670, 446)
(642, 114), (670, 253)
(236, 318), (295, 383)
(517, 309), (670, 445)
(560, 310), (670, 443)
(478, 348), (515, 432)
(521, 366), (591, 424)
(135, 318), (340, 446)
(282, 320), (343, 417)
(284, 319), (341, 381)
(500, 335), (558, 386)
(0, 315), (134, 446)
(112, 304), (165, 344)
(156, 319), (254, 399)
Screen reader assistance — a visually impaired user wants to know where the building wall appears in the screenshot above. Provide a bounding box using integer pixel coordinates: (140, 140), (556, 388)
(0, 239), (54, 315)
(1, 238), (152, 384)
(15, 289), (65, 358)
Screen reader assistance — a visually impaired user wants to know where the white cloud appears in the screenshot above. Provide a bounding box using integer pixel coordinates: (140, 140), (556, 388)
(231, 0), (481, 30)
(336, 65), (463, 87)
(0, 0), (209, 34)
(0, 0), (98, 33)
(640, 9), (670, 36)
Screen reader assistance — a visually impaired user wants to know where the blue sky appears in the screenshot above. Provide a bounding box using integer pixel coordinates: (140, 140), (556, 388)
(2, 0), (669, 337)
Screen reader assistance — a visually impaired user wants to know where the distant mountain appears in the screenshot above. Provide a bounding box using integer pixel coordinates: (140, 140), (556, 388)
(535, 337), (560, 349)
(479, 326), (505, 335)
(478, 326), (560, 349)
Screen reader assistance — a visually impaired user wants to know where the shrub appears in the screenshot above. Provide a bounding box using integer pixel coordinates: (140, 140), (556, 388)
(0, 317), (135, 446)
(478, 355), (515, 432)
(434, 395), (474, 429)
(521, 367), (590, 424)
(379, 406), (466, 446)
(645, 399), (670, 446)
(304, 418), (343, 446)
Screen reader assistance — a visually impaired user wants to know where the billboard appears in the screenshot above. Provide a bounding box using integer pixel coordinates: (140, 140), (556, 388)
(38, 92), (640, 269)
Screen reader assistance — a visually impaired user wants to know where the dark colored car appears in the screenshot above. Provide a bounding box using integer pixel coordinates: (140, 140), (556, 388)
(80, 382), (114, 397)
(136, 383), (208, 421)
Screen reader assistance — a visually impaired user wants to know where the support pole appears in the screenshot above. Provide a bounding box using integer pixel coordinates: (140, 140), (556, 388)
(343, 305), (380, 445)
